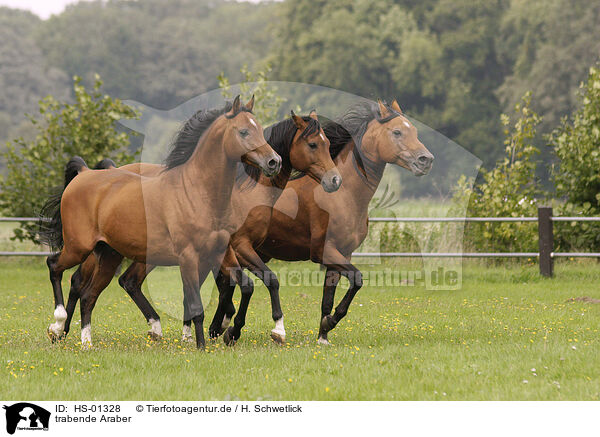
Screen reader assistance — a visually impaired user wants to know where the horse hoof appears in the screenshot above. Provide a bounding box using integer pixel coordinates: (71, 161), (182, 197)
(270, 331), (286, 345)
(147, 330), (163, 341)
(208, 326), (223, 339)
(317, 336), (330, 345)
(223, 327), (237, 346)
(47, 326), (64, 343)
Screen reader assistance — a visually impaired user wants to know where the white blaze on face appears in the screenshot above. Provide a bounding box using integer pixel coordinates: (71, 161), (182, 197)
(319, 132), (327, 142)
(403, 121), (410, 128)
(249, 119), (257, 129)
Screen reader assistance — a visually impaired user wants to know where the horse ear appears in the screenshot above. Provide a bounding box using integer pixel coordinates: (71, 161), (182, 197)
(231, 95), (241, 114)
(391, 99), (403, 114)
(291, 110), (307, 130)
(308, 109), (318, 120)
(245, 94), (255, 111)
(377, 99), (390, 118)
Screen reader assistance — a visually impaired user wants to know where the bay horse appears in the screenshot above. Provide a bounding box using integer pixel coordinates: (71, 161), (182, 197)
(40, 96), (282, 349)
(58, 110), (341, 347)
(212, 99), (434, 344)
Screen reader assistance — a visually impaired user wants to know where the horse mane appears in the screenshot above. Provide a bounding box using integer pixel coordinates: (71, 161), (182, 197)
(237, 115), (321, 186)
(164, 100), (251, 170)
(291, 99), (401, 181)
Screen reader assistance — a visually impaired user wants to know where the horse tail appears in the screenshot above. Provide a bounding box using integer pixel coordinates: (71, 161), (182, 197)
(39, 156), (89, 251)
(93, 158), (116, 169)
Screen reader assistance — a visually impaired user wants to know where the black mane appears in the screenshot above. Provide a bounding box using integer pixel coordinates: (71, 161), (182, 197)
(323, 99), (401, 160)
(291, 99), (401, 181)
(164, 100), (251, 170)
(238, 115), (321, 184)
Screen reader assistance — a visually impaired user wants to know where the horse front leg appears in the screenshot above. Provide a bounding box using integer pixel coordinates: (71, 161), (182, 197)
(235, 242), (285, 344)
(208, 268), (237, 339)
(222, 265), (253, 347)
(179, 247), (213, 350)
(318, 268), (341, 344)
(208, 246), (239, 339)
(314, 245), (363, 344)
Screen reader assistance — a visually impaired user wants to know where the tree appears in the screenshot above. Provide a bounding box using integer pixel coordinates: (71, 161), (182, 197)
(269, 0), (508, 164)
(549, 65), (600, 251)
(0, 8), (69, 147)
(497, 0), (600, 134)
(0, 75), (138, 243)
(218, 64), (286, 126)
(452, 92), (543, 252)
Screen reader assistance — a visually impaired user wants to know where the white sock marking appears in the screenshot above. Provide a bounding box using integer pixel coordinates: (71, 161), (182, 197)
(221, 316), (232, 330)
(81, 324), (92, 348)
(271, 317), (286, 337)
(49, 305), (67, 336)
(317, 336), (330, 345)
(148, 319), (162, 337)
(182, 324), (193, 342)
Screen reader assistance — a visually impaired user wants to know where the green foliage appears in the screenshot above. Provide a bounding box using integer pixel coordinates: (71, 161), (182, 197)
(35, 0), (275, 110)
(0, 75), (138, 243)
(452, 92), (543, 252)
(270, 0), (506, 164)
(497, 0), (600, 135)
(0, 8), (69, 149)
(549, 65), (600, 250)
(218, 64), (286, 126)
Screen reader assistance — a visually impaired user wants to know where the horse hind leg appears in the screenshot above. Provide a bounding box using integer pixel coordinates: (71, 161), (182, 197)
(79, 243), (123, 349)
(118, 262), (162, 340)
(47, 247), (90, 342)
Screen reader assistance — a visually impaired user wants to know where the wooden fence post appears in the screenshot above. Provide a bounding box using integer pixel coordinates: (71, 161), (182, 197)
(538, 206), (554, 277)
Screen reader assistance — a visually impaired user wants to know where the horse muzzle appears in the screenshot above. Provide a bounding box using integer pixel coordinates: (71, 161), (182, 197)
(321, 169), (343, 193)
(409, 152), (434, 176)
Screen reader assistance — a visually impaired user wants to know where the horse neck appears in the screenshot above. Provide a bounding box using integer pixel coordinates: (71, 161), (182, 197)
(336, 140), (386, 211)
(180, 125), (237, 217)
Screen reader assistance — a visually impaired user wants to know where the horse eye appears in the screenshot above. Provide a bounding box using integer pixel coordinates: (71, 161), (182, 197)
(308, 142), (318, 149)
(393, 130), (402, 136)
(239, 129), (249, 138)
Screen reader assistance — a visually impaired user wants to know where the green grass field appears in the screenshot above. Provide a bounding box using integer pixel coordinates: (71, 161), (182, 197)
(1, 257), (599, 400)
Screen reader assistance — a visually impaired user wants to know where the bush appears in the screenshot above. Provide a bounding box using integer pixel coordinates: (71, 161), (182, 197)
(549, 64), (600, 251)
(218, 64), (286, 126)
(452, 92), (544, 252)
(0, 75), (138, 243)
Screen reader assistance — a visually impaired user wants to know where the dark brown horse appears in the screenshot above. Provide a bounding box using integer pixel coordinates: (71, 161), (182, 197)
(58, 110), (341, 346)
(213, 99), (434, 344)
(40, 96), (281, 349)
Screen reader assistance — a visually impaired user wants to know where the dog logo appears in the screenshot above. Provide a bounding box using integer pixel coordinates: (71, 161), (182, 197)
(3, 403), (50, 434)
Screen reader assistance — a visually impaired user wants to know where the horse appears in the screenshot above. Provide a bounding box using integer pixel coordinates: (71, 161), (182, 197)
(39, 95), (282, 349)
(212, 99), (434, 344)
(58, 110), (341, 347)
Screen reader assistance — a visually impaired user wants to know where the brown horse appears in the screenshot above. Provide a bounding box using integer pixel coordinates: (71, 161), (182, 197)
(213, 99), (434, 344)
(40, 96), (281, 349)
(59, 110), (341, 347)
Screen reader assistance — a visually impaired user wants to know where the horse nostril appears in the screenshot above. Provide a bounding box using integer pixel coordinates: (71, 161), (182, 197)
(268, 158), (278, 169)
(418, 155), (433, 166)
(332, 175), (341, 187)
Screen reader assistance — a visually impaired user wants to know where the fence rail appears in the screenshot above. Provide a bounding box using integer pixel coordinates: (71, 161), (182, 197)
(2, 207), (599, 277)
